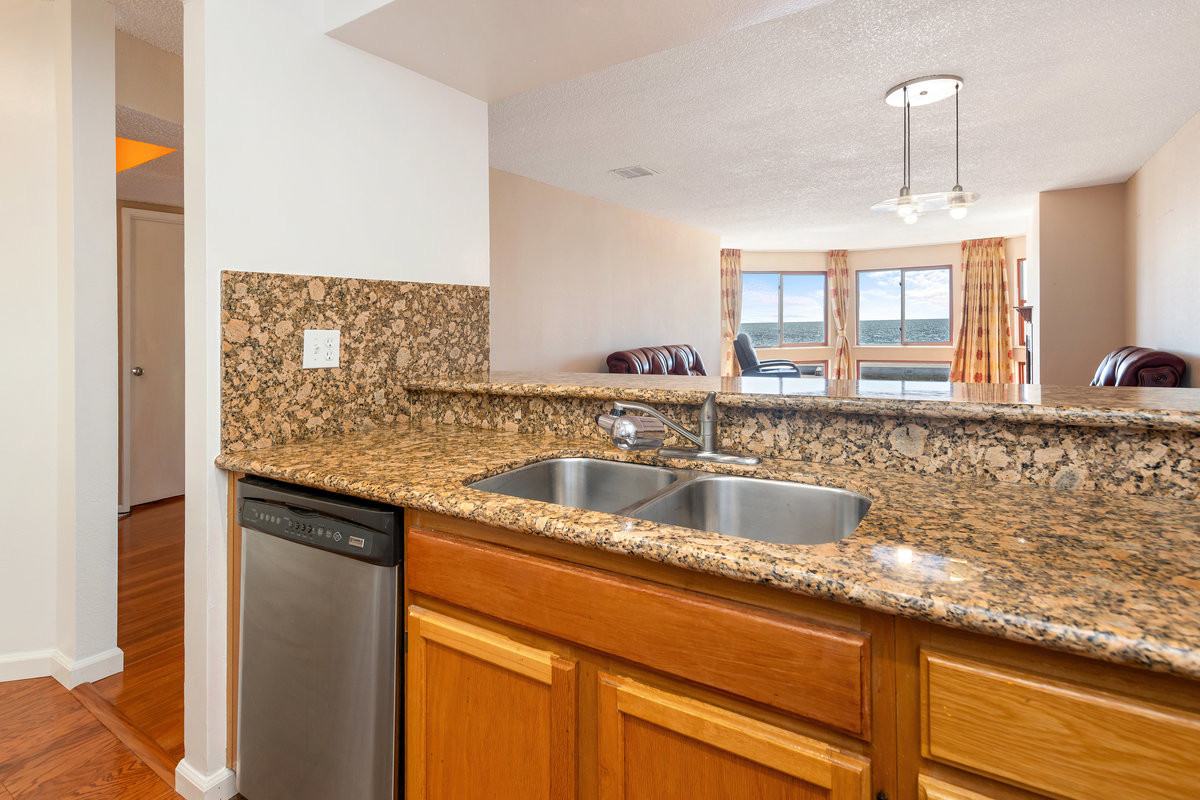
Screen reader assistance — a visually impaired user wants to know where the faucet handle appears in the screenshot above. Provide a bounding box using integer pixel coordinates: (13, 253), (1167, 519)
(597, 412), (665, 450)
(610, 416), (663, 451)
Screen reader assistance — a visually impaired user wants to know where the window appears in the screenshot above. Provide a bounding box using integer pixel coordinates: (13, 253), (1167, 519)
(858, 361), (951, 382)
(795, 361), (826, 378)
(1015, 257), (1029, 348)
(738, 272), (826, 348)
(856, 266), (951, 345)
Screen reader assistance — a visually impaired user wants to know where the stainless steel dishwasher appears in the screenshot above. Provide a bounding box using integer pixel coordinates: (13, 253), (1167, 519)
(235, 476), (401, 800)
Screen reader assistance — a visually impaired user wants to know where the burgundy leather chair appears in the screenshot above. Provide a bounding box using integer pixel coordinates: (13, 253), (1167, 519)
(1090, 346), (1187, 387)
(607, 344), (707, 376)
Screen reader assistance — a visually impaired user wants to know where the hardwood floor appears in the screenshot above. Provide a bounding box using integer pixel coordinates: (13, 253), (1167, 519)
(86, 498), (185, 767)
(79, 498), (186, 789)
(0, 678), (177, 799)
(0, 499), (186, 798)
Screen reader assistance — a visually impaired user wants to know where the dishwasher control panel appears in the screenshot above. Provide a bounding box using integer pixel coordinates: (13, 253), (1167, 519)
(236, 476), (400, 567)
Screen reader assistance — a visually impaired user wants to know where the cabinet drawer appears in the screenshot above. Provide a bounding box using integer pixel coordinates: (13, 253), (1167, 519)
(408, 527), (870, 737)
(599, 673), (870, 800)
(921, 650), (1200, 800)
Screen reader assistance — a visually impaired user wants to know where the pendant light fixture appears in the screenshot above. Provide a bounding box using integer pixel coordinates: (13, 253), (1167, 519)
(870, 75), (979, 222)
(945, 83), (979, 219)
(871, 85), (920, 224)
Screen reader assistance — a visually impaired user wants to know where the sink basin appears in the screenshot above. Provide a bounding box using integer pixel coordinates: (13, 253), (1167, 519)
(628, 475), (871, 545)
(468, 458), (871, 545)
(467, 458), (682, 514)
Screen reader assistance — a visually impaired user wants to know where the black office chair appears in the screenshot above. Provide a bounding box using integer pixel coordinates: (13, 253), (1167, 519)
(733, 333), (802, 377)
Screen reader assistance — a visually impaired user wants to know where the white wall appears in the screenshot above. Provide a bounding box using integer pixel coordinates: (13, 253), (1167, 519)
(0, 0), (60, 679)
(1126, 109), (1200, 386)
(203, 1), (488, 284)
(0, 0), (120, 688)
(182, 1), (489, 796)
(54, 0), (121, 686)
(1036, 184), (1127, 386)
(490, 169), (721, 373)
(322, 0), (391, 32)
(116, 30), (183, 123)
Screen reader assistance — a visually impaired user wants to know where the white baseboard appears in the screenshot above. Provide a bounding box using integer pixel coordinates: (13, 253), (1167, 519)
(50, 647), (124, 689)
(175, 760), (238, 800)
(0, 649), (56, 682)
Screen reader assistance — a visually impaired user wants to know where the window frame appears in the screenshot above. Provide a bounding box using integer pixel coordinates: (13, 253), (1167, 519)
(856, 359), (953, 382)
(854, 264), (953, 347)
(740, 270), (828, 348)
(792, 360), (827, 378)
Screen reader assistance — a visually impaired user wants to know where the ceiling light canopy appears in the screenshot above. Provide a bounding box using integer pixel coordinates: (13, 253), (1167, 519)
(871, 75), (979, 223)
(884, 75), (963, 108)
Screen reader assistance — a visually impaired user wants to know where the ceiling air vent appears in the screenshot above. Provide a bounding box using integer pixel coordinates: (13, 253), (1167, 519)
(609, 165), (658, 180)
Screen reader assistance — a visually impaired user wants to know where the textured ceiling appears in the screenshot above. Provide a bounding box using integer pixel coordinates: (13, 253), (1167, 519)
(113, 0), (183, 56)
(116, 105), (183, 207)
(490, 0), (1200, 250)
(327, 0), (832, 101)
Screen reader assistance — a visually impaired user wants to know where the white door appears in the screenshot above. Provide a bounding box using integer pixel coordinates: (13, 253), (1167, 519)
(120, 207), (185, 509)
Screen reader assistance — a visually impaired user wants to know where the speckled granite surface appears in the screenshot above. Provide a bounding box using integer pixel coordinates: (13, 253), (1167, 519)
(221, 271), (488, 451)
(217, 421), (1200, 680)
(406, 372), (1200, 499)
(406, 371), (1200, 430)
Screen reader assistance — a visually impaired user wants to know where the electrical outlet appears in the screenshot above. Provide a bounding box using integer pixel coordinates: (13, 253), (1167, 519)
(302, 329), (340, 369)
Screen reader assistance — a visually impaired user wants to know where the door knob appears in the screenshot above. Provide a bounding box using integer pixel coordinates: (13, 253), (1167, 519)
(131, 367), (144, 376)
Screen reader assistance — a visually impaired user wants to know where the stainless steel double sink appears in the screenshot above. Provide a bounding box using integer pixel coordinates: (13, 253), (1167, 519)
(467, 458), (871, 546)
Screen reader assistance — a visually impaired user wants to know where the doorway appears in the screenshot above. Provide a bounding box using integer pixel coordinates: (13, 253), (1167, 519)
(73, 201), (187, 783)
(119, 204), (185, 511)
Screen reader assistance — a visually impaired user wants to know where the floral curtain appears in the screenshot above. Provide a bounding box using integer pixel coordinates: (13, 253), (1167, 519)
(720, 248), (742, 376)
(950, 237), (1015, 384)
(827, 249), (852, 379)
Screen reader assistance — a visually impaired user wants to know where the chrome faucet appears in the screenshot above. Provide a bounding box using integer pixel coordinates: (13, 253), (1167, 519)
(609, 392), (761, 466)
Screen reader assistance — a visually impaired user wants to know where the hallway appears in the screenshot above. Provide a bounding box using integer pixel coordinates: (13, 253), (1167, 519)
(84, 498), (186, 777)
(0, 499), (185, 799)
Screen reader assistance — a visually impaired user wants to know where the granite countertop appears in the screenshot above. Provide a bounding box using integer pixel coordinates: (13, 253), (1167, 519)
(217, 420), (1200, 681)
(404, 370), (1200, 431)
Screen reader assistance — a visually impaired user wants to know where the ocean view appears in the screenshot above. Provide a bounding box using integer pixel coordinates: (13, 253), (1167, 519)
(740, 318), (950, 348)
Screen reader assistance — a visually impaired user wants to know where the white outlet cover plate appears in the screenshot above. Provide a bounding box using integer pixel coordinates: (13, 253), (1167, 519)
(302, 329), (340, 368)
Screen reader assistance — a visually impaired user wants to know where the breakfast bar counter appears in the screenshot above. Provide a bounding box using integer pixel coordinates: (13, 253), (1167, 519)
(217, 418), (1200, 680)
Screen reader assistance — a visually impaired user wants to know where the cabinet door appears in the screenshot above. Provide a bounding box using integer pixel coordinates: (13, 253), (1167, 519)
(598, 673), (870, 800)
(918, 776), (1006, 800)
(406, 606), (577, 800)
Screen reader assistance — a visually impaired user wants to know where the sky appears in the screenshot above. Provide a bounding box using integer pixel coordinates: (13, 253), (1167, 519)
(744, 269), (950, 325)
(858, 268), (949, 321)
(741, 273), (824, 324)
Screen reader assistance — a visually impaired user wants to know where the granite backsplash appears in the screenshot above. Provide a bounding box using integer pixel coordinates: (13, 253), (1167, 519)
(406, 387), (1200, 500)
(221, 270), (488, 451)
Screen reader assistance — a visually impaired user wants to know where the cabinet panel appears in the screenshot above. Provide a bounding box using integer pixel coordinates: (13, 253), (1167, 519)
(922, 650), (1200, 800)
(408, 527), (870, 737)
(918, 775), (1006, 800)
(599, 673), (870, 800)
(407, 607), (577, 800)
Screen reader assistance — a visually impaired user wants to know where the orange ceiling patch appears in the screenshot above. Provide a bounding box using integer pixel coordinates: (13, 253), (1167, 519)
(115, 137), (176, 172)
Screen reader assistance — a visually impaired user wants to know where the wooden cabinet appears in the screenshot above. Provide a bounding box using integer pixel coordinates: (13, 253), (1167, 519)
(404, 513), (880, 800)
(405, 607), (578, 800)
(917, 776), (1005, 800)
(598, 673), (870, 800)
(919, 649), (1200, 800)
(405, 524), (872, 737)
(399, 510), (1200, 800)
